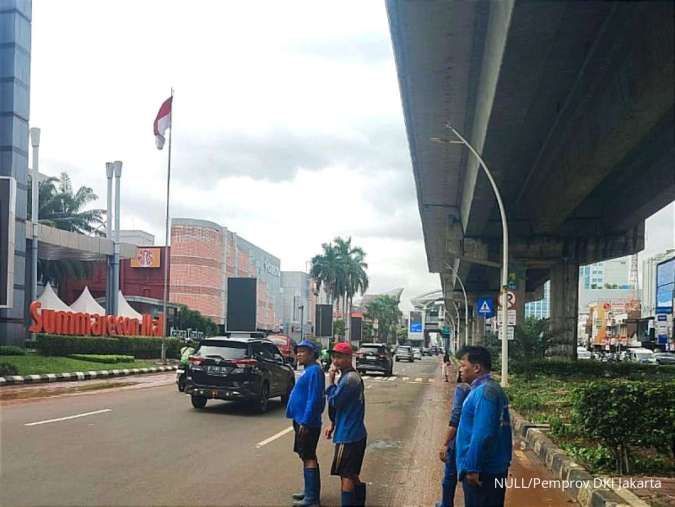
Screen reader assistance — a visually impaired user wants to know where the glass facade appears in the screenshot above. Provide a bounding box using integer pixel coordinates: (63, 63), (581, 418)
(525, 281), (550, 320)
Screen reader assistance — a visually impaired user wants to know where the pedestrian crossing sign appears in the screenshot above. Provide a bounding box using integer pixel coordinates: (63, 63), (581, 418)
(476, 296), (494, 318)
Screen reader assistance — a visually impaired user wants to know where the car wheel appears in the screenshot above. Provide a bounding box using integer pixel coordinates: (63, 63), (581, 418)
(281, 379), (294, 405)
(191, 395), (207, 409)
(255, 382), (270, 414)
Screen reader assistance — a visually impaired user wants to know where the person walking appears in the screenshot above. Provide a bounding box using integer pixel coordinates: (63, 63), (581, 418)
(436, 369), (471, 507)
(442, 351), (451, 382)
(455, 346), (512, 507)
(286, 340), (326, 507)
(325, 342), (367, 507)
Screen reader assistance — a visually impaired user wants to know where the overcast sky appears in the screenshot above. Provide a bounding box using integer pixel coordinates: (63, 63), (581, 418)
(30, 1), (673, 312)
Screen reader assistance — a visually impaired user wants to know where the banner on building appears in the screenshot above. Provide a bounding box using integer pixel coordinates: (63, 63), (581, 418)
(131, 247), (161, 268)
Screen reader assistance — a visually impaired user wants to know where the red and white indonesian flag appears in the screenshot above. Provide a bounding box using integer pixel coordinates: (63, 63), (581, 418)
(153, 96), (172, 150)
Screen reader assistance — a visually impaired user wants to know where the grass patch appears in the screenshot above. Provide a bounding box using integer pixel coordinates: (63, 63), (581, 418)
(67, 354), (135, 364)
(0, 355), (157, 376)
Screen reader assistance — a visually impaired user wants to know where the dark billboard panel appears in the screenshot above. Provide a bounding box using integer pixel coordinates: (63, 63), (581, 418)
(0, 177), (16, 308)
(315, 304), (333, 337)
(227, 278), (257, 331)
(350, 316), (362, 341)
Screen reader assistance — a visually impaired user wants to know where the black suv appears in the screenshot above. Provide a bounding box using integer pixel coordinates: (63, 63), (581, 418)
(185, 335), (295, 413)
(356, 343), (394, 376)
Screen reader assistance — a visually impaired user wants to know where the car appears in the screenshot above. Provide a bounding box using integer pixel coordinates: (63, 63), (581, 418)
(624, 347), (658, 365)
(356, 343), (393, 376)
(413, 347), (422, 360)
(654, 352), (675, 365)
(422, 347), (432, 356)
(395, 345), (414, 362)
(576, 346), (592, 360)
(184, 336), (295, 413)
(266, 334), (297, 369)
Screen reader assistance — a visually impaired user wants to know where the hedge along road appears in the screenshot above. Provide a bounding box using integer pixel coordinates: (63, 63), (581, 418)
(0, 358), (446, 506)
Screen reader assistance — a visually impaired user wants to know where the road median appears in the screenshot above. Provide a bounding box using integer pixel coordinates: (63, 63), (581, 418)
(0, 365), (178, 386)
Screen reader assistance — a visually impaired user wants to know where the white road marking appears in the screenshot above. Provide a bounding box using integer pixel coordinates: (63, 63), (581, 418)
(25, 409), (112, 427)
(255, 426), (294, 448)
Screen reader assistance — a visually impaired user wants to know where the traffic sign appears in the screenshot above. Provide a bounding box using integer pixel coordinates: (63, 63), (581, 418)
(497, 309), (517, 326)
(476, 296), (495, 318)
(498, 291), (516, 310)
(498, 326), (515, 340)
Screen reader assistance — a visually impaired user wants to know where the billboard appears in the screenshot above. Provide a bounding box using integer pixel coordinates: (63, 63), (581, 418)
(315, 304), (333, 337)
(655, 257), (675, 314)
(0, 177), (16, 308)
(227, 278), (257, 331)
(408, 310), (423, 341)
(131, 247), (161, 268)
(350, 316), (362, 341)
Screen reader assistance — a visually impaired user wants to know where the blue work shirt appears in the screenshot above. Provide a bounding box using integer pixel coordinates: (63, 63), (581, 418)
(286, 362), (325, 428)
(449, 383), (471, 429)
(326, 368), (367, 443)
(455, 373), (512, 478)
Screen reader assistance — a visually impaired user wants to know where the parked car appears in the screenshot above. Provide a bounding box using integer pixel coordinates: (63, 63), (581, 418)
(395, 345), (414, 362)
(413, 348), (422, 360)
(576, 346), (592, 360)
(422, 347), (432, 356)
(185, 336), (295, 413)
(266, 334), (297, 369)
(356, 343), (393, 376)
(654, 352), (675, 365)
(624, 347), (657, 365)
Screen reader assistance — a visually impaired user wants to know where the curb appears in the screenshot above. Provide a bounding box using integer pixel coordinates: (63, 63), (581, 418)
(0, 366), (178, 386)
(511, 411), (642, 507)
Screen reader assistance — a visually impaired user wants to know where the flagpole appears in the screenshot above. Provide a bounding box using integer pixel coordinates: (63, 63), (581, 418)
(161, 88), (173, 364)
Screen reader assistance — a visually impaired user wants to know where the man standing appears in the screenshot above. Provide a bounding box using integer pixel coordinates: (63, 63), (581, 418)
(286, 340), (326, 507)
(325, 342), (367, 507)
(437, 370), (471, 507)
(455, 346), (512, 507)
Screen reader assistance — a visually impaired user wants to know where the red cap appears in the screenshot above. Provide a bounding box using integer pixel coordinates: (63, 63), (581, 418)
(331, 342), (353, 356)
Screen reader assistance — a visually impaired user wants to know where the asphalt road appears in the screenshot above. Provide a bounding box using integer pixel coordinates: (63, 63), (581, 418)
(0, 358), (440, 506)
(0, 357), (576, 506)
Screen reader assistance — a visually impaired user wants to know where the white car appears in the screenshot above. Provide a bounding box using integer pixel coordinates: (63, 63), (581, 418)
(577, 346), (592, 360)
(625, 348), (657, 365)
(413, 348), (422, 360)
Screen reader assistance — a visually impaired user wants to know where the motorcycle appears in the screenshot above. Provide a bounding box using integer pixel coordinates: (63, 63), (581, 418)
(176, 366), (186, 392)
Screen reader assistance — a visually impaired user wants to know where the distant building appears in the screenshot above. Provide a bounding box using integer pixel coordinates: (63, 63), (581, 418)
(280, 271), (315, 339)
(580, 257), (632, 290)
(170, 218), (281, 330)
(641, 249), (675, 319)
(119, 230), (155, 246)
(525, 281), (550, 320)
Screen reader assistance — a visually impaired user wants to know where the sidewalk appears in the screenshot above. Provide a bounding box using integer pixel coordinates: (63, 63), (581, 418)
(389, 363), (578, 507)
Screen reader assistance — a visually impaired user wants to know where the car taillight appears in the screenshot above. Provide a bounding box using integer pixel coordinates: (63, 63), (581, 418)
(189, 356), (205, 365)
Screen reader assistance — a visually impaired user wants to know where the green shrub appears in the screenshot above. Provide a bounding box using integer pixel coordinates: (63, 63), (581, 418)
(67, 354), (135, 364)
(511, 359), (675, 379)
(559, 443), (614, 472)
(0, 345), (27, 356)
(0, 362), (19, 376)
(572, 380), (675, 474)
(36, 334), (180, 359)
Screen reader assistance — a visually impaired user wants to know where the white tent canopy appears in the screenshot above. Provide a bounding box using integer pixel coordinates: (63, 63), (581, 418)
(37, 283), (71, 311)
(70, 286), (106, 315)
(117, 291), (142, 320)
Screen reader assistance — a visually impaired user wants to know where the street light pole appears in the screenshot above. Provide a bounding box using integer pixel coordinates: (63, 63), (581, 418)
(299, 304), (304, 341)
(446, 264), (469, 347)
(29, 128), (40, 316)
(433, 125), (510, 387)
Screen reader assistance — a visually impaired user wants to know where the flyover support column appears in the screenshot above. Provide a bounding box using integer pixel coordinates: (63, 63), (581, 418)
(549, 260), (579, 358)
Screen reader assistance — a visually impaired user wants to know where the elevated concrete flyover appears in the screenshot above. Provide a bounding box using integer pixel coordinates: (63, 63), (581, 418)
(386, 0), (674, 356)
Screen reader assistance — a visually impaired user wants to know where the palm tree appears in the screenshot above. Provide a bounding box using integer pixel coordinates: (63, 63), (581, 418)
(31, 173), (105, 235)
(311, 237), (369, 341)
(28, 172), (106, 286)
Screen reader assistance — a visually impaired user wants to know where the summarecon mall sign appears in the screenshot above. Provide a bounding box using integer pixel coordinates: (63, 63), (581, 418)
(28, 301), (165, 337)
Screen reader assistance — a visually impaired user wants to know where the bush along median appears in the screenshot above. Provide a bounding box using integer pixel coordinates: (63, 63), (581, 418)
(0, 334), (180, 383)
(506, 361), (675, 477)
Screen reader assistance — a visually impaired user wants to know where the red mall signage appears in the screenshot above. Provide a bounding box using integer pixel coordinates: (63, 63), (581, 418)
(28, 301), (165, 337)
